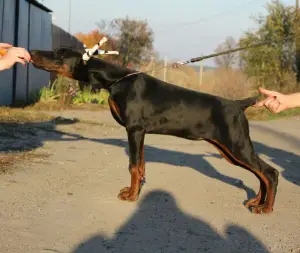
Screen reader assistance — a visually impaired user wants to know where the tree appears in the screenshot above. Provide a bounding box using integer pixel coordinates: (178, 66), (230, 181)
(214, 36), (238, 69)
(294, 3), (300, 81)
(239, 1), (298, 92)
(97, 17), (154, 68)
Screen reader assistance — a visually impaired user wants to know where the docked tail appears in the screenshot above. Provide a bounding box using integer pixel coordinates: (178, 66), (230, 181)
(235, 95), (259, 111)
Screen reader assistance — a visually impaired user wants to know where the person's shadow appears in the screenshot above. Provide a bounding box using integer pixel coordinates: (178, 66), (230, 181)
(71, 190), (270, 253)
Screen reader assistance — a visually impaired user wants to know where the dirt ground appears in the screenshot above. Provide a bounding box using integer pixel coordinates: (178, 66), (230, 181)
(0, 109), (299, 253)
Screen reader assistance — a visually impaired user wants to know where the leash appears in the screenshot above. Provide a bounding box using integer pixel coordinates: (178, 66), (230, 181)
(81, 35), (296, 86)
(178, 41), (269, 65)
(110, 40), (272, 86)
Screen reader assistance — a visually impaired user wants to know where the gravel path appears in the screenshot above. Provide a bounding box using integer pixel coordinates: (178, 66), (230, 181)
(0, 110), (299, 253)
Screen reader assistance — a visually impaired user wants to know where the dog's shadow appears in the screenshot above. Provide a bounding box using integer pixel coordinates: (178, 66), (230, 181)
(0, 117), (80, 153)
(250, 124), (300, 186)
(71, 190), (271, 253)
(87, 134), (300, 195)
(204, 141), (300, 187)
(2, 118), (299, 190)
(253, 142), (300, 186)
(91, 138), (256, 200)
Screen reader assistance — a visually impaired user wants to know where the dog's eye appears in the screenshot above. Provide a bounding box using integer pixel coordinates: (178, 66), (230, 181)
(55, 49), (66, 57)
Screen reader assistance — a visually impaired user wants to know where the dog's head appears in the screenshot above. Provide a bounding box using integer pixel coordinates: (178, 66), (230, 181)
(30, 48), (89, 82)
(31, 47), (134, 90)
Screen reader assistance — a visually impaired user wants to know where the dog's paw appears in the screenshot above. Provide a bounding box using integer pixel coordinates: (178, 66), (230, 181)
(245, 197), (261, 208)
(251, 204), (273, 214)
(118, 187), (138, 202)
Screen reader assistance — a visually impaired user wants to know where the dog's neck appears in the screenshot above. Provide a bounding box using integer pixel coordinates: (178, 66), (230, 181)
(86, 57), (136, 90)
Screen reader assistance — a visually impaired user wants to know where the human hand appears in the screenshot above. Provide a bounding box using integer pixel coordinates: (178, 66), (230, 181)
(254, 87), (290, 114)
(0, 45), (31, 70)
(0, 43), (12, 56)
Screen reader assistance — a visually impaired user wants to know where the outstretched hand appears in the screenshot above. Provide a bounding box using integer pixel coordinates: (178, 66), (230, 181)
(0, 43), (31, 71)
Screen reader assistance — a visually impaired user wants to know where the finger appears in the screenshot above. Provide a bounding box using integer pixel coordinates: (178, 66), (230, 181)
(24, 50), (31, 62)
(15, 57), (26, 66)
(273, 104), (282, 114)
(258, 87), (279, 98)
(254, 98), (268, 107)
(268, 100), (280, 113)
(254, 96), (273, 107)
(18, 48), (31, 62)
(263, 97), (275, 108)
(272, 99), (284, 114)
(274, 105), (285, 114)
(0, 43), (12, 49)
(15, 49), (31, 63)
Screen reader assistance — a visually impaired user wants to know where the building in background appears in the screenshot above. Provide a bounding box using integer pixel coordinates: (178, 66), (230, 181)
(0, 0), (52, 105)
(0, 0), (84, 106)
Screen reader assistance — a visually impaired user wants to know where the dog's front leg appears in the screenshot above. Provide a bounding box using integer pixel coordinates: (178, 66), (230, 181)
(118, 128), (145, 202)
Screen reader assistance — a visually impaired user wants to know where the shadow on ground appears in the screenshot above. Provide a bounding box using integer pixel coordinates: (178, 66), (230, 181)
(250, 124), (300, 186)
(253, 142), (300, 186)
(70, 190), (270, 253)
(60, 123), (300, 187)
(91, 138), (256, 200)
(0, 119), (255, 198)
(1, 119), (299, 188)
(0, 117), (79, 152)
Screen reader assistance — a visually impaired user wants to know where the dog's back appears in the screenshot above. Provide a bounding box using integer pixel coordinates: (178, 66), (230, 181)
(120, 74), (254, 140)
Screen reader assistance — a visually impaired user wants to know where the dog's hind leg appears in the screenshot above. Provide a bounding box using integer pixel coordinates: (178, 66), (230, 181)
(250, 158), (279, 214)
(207, 139), (267, 208)
(118, 128), (145, 202)
(206, 135), (279, 214)
(245, 180), (266, 208)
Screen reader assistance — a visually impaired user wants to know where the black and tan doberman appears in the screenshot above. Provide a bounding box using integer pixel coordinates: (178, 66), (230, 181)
(30, 48), (279, 214)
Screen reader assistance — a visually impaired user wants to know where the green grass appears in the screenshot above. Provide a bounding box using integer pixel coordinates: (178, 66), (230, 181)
(246, 107), (300, 120)
(25, 75), (109, 109)
(0, 107), (53, 123)
(72, 87), (109, 105)
(28, 78), (61, 105)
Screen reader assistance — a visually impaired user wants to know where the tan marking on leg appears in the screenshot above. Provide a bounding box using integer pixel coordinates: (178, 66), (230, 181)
(207, 139), (274, 214)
